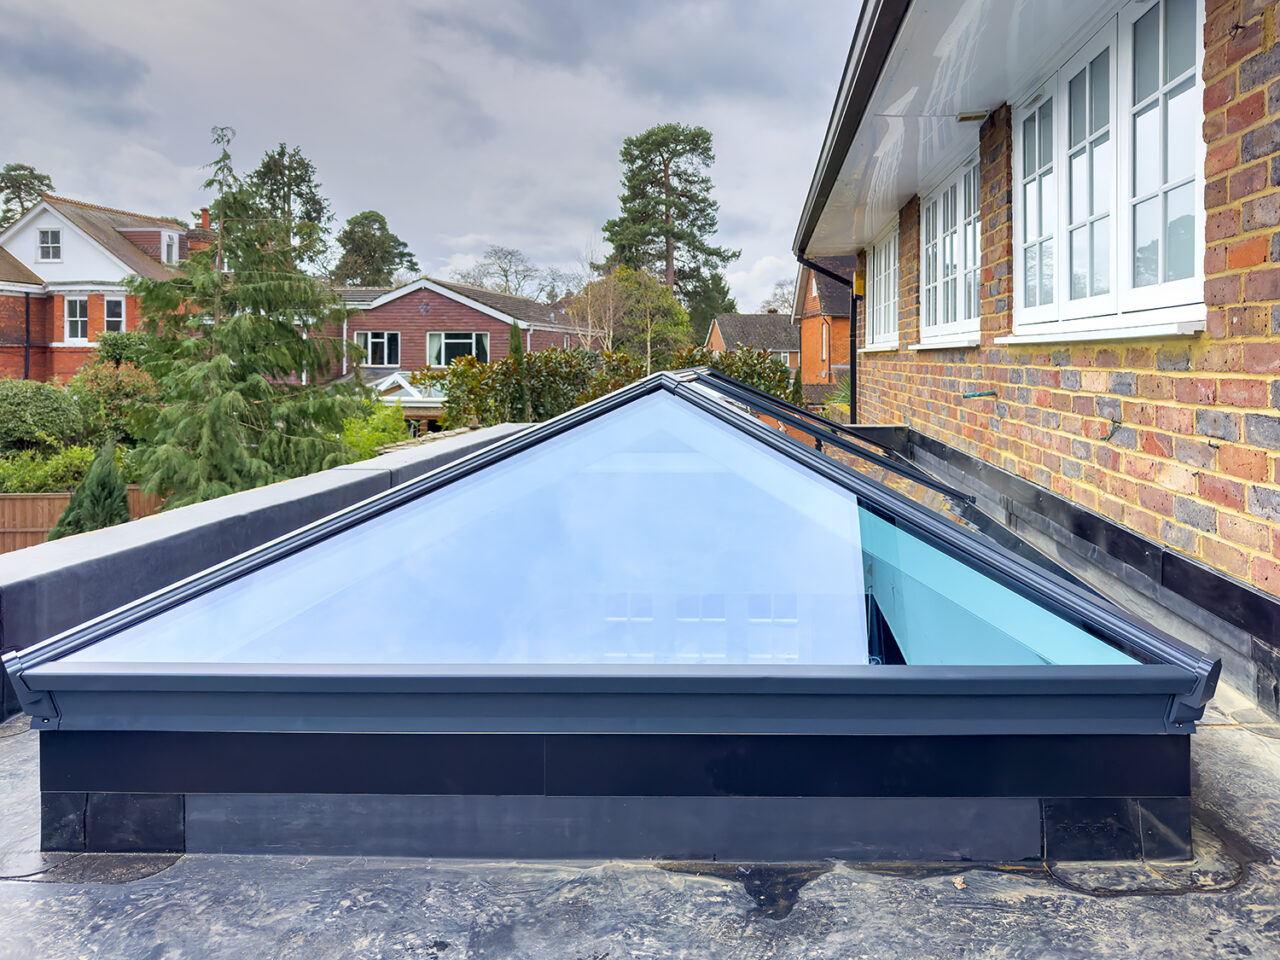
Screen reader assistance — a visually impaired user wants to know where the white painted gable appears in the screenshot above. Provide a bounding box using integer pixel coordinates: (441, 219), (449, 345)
(0, 205), (131, 285)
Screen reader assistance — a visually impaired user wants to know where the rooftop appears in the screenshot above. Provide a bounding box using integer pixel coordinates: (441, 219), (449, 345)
(1, 688), (1277, 957)
(710, 313), (800, 351)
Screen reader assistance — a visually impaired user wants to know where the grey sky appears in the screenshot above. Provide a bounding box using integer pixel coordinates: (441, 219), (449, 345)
(0, 0), (855, 309)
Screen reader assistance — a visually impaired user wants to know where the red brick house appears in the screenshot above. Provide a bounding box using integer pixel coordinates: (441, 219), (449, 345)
(334, 277), (583, 430)
(791, 256), (857, 404)
(0, 195), (214, 381)
(704, 311), (799, 370)
(794, 0), (1280, 703)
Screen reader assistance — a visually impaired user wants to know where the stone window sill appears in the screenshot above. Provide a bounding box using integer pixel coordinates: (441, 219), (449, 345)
(909, 334), (981, 351)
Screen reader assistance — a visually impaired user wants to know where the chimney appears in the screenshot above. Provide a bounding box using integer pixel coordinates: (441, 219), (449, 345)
(200, 207), (210, 229)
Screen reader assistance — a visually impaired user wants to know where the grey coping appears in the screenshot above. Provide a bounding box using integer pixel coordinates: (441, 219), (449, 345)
(0, 424), (526, 716)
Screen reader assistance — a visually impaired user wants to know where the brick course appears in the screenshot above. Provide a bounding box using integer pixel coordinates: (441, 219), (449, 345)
(844, 2), (1280, 598)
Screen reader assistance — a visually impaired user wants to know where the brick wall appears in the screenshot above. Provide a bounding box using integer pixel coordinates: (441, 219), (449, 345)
(798, 266), (850, 388)
(849, 8), (1280, 598)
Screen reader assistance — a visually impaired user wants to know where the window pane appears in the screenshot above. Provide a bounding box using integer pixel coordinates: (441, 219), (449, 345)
(1133, 196), (1160, 287)
(105, 300), (123, 319)
(1164, 182), (1194, 282)
(1164, 77), (1196, 184)
(1025, 243), (1039, 307)
(475, 333), (489, 363)
(1069, 71), (1087, 147)
(1092, 133), (1112, 216)
(371, 338), (386, 366)
(1022, 115), (1037, 172)
(1165, 0), (1195, 81)
(1070, 149), (1088, 223)
(428, 333), (443, 366)
(1039, 239), (1054, 306)
(1070, 226), (1089, 300)
(1091, 217), (1111, 295)
(1133, 103), (1160, 197)
(1040, 170), (1055, 239)
(387, 334), (400, 367)
(1089, 49), (1110, 133)
(1133, 5), (1160, 102)
(1024, 179), (1039, 238)
(1037, 101), (1053, 166)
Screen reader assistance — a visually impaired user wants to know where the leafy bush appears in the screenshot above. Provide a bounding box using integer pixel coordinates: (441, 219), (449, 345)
(96, 330), (155, 368)
(0, 379), (83, 452)
(65, 360), (159, 444)
(0, 445), (97, 493)
(669, 345), (793, 399)
(48, 440), (131, 540)
(341, 401), (409, 461)
(416, 347), (598, 429)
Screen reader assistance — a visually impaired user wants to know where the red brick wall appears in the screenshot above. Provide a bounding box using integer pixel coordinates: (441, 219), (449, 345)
(0, 294), (53, 379)
(798, 266), (849, 386)
(849, 9), (1280, 598)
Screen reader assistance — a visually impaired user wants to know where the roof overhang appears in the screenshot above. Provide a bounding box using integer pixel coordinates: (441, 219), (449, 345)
(795, 0), (1121, 257)
(366, 277), (529, 328)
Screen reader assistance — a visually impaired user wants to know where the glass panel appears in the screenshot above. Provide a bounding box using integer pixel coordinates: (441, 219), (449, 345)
(1134, 196), (1160, 287)
(1023, 115), (1037, 172)
(1038, 101), (1053, 166)
(1070, 149), (1088, 223)
(1069, 71), (1086, 147)
(1092, 133), (1112, 215)
(1089, 49), (1110, 133)
(1039, 239), (1054, 306)
(1040, 170), (1055, 239)
(475, 333), (489, 363)
(387, 334), (400, 367)
(1024, 179), (1039, 238)
(61, 393), (871, 667)
(1133, 5), (1160, 103)
(370, 337), (386, 366)
(1091, 216), (1111, 294)
(1165, 0), (1195, 81)
(1025, 243), (1038, 307)
(1164, 77), (1196, 184)
(1070, 226), (1089, 300)
(1164, 181), (1194, 282)
(1133, 102), (1160, 197)
(427, 332), (443, 366)
(105, 301), (123, 319)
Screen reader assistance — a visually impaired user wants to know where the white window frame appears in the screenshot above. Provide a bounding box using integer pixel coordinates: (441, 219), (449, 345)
(355, 330), (401, 367)
(821, 322), (828, 362)
(104, 297), (126, 333)
(919, 154), (982, 344)
(38, 228), (61, 262)
(1008, 0), (1205, 341)
(865, 220), (900, 349)
(64, 297), (89, 342)
(428, 330), (490, 368)
(769, 350), (792, 366)
(163, 232), (178, 265)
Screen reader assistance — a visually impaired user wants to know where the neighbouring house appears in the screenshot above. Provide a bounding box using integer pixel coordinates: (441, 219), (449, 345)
(0, 195), (214, 381)
(791, 256), (856, 405)
(332, 277), (585, 431)
(704, 311), (800, 370)
(793, 0), (1280, 706)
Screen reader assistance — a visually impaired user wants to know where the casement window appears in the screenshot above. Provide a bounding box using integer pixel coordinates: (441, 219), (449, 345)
(920, 156), (982, 343)
(104, 298), (125, 333)
(866, 221), (900, 348)
(38, 229), (61, 261)
(355, 331), (401, 367)
(163, 233), (177, 265)
(428, 331), (490, 367)
(65, 298), (89, 341)
(1010, 0), (1203, 339)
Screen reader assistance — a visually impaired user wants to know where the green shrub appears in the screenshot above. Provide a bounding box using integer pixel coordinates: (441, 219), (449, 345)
(669, 344), (793, 399)
(48, 440), (131, 540)
(790, 369), (804, 405)
(0, 379), (83, 452)
(65, 360), (159, 444)
(0, 445), (97, 493)
(341, 401), (409, 461)
(96, 330), (155, 367)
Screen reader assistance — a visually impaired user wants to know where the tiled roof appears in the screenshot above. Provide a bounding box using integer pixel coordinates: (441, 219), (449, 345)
(333, 286), (395, 305)
(711, 313), (800, 351)
(43, 195), (178, 281)
(807, 255), (857, 317)
(802, 382), (839, 405)
(0, 246), (43, 286)
(429, 278), (571, 330)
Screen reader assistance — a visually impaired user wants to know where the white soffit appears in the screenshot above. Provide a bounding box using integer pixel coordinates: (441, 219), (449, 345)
(807, 0), (1117, 256)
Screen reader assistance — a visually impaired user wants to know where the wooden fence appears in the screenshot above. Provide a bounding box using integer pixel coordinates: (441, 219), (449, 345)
(0, 487), (164, 554)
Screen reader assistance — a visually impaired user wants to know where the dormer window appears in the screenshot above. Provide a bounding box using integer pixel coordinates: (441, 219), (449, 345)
(38, 229), (61, 261)
(163, 233), (177, 264)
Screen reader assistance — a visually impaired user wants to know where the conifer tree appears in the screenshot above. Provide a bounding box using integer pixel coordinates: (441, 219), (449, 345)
(127, 128), (359, 508)
(48, 441), (130, 540)
(508, 321), (531, 421)
(790, 368), (804, 406)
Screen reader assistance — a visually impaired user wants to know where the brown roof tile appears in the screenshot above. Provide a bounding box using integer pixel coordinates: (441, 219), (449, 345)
(0, 246), (44, 286)
(711, 313), (800, 352)
(44, 195), (179, 281)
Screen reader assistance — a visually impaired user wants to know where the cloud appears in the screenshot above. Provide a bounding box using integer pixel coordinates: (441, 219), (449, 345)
(728, 254), (798, 313)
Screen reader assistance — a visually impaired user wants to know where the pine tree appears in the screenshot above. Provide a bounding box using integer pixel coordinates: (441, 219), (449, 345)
(127, 128), (360, 508)
(0, 163), (54, 229)
(790, 368), (804, 406)
(685, 270), (736, 345)
(248, 143), (334, 270)
(332, 211), (419, 286)
(48, 441), (130, 540)
(508, 321), (532, 421)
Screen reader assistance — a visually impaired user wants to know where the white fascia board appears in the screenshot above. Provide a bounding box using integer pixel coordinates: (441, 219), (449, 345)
(0, 281), (46, 295)
(0, 201), (138, 280)
(42, 281), (130, 292)
(366, 278), (528, 328)
(702, 319), (720, 349)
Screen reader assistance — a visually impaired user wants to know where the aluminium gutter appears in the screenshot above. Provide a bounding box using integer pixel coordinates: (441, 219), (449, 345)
(792, 0), (912, 260)
(4, 370), (1218, 734)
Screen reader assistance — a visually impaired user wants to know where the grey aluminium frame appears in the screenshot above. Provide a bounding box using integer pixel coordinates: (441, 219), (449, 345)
(3, 370), (1219, 737)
